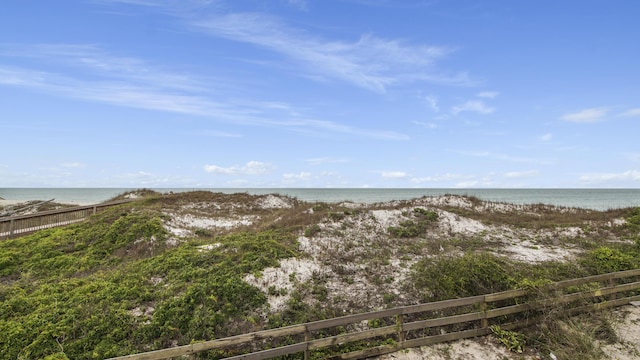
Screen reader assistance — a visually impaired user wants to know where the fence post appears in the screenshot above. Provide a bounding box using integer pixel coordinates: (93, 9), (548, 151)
(608, 273), (616, 302)
(480, 296), (488, 330)
(304, 325), (310, 360)
(396, 314), (405, 344)
(9, 219), (14, 239)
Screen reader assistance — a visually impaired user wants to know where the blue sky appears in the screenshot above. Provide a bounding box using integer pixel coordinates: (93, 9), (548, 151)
(1, 0), (639, 188)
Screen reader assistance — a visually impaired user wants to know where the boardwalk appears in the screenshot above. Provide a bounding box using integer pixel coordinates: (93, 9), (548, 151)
(0, 199), (134, 240)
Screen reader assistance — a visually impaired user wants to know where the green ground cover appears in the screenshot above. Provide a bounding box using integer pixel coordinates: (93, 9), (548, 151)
(1, 191), (639, 360)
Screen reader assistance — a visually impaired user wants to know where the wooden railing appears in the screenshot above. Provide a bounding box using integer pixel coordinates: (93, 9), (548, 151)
(0, 199), (134, 240)
(108, 268), (640, 360)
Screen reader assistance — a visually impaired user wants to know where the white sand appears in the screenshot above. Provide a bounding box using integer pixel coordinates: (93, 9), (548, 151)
(0, 199), (26, 207)
(244, 258), (325, 312)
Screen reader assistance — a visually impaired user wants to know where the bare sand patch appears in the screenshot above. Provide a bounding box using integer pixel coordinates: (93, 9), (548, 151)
(167, 212), (256, 230)
(501, 240), (578, 263)
(244, 258), (325, 312)
(258, 194), (294, 209)
(376, 338), (527, 360)
(437, 210), (487, 234)
(601, 305), (640, 360)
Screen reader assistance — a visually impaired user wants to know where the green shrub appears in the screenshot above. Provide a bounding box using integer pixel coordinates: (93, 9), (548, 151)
(0, 208), (298, 360)
(490, 325), (525, 353)
(388, 208), (438, 238)
(328, 211), (345, 221)
(304, 224), (321, 237)
(410, 252), (515, 301)
(627, 208), (640, 228)
(580, 246), (636, 274)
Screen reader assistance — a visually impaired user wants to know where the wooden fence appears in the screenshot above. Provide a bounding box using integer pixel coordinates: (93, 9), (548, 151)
(109, 268), (640, 360)
(0, 199), (134, 240)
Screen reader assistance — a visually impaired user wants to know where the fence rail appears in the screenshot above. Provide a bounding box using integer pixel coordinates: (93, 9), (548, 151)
(0, 199), (134, 240)
(108, 268), (640, 360)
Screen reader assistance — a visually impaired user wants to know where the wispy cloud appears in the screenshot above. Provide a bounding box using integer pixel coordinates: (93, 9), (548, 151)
(287, 0), (309, 11)
(340, 0), (438, 8)
(539, 133), (552, 142)
(477, 91), (499, 98)
(381, 171), (407, 178)
(192, 13), (463, 92)
(283, 172), (312, 180)
(0, 44), (201, 91)
(452, 100), (495, 115)
(306, 157), (349, 165)
(94, 0), (164, 6)
(458, 150), (554, 165)
(560, 107), (608, 123)
(504, 170), (538, 179)
(412, 121), (438, 129)
(627, 153), (640, 163)
(579, 170), (640, 184)
(619, 108), (640, 117)
(422, 94), (439, 112)
(203, 161), (274, 175)
(0, 45), (408, 140)
(410, 173), (474, 184)
(60, 162), (86, 168)
(197, 130), (243, 138)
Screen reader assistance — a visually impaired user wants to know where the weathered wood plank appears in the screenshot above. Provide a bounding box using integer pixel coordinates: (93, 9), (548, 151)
(308, 325), (396, 350)
(306, 308), (400, 331)
(401, 327), (491, 349)
(223, 343), (307, 360)
(328, 344), (399, 360)
(400, 295), (485, 315)
(486, 303), (530, 319)
(403, 311), (484, 332)
(484, 288), (528, 302)
(107, 325), (307, 360)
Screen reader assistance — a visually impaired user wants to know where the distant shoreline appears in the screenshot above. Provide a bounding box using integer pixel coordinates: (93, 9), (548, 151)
(1, 188), (640, 210)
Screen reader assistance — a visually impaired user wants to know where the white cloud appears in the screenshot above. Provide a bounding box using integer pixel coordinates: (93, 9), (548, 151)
(287, 0), (308, 10)
(458, 150), (555, 165)
(283, 172), (312, 180)
(412, 121), (438, 129)
(199, 130), (243, 138)
(579, 170), (640, 184)
(540, 133), (552, 142)
(381, 171), (407, 178)
(96, 0), (164, 6)
(452, 100), (495, 115)
(193, 13), (463, 92)
(410, 173), (474, 183)
(504, 170), (538, 179)
(454, 180), (479, 188)
(60, 162), (86, 168)
(560, 107), (608, 123)
(423, 94), (439, 112)
(627, 153), (640, 163)
(0, 47), (408, 140)
(305, 157), (349, 165)
(203, 161), (274, 175)
(619, 108), (640, 117)
(477, 91), (499, 98)
(113, 170), (194, 187)
(459, 150), (490, 157)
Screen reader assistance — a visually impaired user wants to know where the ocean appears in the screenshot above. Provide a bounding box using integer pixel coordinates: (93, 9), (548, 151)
(1, 188), (640, 211)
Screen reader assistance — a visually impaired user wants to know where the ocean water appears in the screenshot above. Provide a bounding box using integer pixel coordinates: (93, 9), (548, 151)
(1, 188), (639, 211)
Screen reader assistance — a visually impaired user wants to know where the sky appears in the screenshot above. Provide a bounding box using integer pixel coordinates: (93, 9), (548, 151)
(1, 0), (639, 188)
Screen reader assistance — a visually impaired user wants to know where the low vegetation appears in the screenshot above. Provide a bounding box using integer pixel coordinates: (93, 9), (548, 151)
(1, 190), (639, 359)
